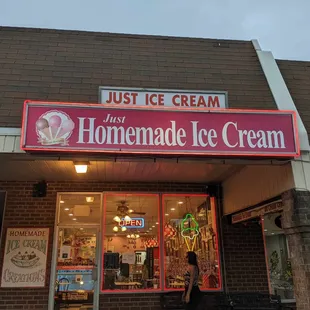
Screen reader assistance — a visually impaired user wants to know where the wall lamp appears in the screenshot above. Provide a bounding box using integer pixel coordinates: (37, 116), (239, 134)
(74, 161), (90, 174)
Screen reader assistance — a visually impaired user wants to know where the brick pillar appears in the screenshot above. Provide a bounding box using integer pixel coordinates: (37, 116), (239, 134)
(282, 189), (310, 310)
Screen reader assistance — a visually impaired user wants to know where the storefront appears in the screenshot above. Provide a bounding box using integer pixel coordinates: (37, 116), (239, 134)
(0, 26), (310, 310)
(0, 97), (298, 309)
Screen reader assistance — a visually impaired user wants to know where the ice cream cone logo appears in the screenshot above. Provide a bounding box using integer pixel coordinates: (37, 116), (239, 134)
(181, 214), (199, 251)
(35, 110), (75, 146)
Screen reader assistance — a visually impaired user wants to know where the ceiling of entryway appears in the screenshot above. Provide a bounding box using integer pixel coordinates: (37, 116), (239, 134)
(0, 154), (244, 182)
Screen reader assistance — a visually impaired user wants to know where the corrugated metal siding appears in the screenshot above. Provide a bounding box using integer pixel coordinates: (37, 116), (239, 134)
(0, 128), (23, 153)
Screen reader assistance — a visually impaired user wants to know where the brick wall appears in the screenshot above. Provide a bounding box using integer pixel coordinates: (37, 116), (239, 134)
(277, 60), (310, 141)
(222, 218), (269, 293)
(0, 26), (277, 127)
(0, 181), (269, 309)
(99, 293), (161, 310)
(282, 189), (310, 310)
(0, 182), (56, 310)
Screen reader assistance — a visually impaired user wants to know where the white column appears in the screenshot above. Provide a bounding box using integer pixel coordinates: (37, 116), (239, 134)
(252, 40), (310, 152)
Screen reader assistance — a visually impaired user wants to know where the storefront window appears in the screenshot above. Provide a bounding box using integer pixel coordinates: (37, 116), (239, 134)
(54, 193), (101, 309)
(263, 212), (295, 300)
(53, 192), (222, 297)
(58, 193), (102, 225)
(163, 194), (221, 290)
(102, 193), (160, 291)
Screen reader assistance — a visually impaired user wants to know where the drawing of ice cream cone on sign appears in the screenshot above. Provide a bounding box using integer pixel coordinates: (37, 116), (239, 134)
(36, 110), (75, 146)
(181, 214), (199, 252)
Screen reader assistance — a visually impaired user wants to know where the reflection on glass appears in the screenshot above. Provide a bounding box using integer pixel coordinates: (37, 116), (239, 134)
(102, 194), (160, 291)
(55, 227), (97, 309)
(264, 212), (294, 300)
(163, 195), (221, 290)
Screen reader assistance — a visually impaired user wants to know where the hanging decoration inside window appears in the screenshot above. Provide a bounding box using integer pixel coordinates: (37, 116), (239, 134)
(164, 223), (177, 239)
(144, 238), (159, 248)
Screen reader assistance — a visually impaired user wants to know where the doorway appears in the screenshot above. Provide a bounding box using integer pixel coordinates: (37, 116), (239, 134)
(49, 193), (102, 310)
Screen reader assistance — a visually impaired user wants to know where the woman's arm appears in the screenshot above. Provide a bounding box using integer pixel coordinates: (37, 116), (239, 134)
(186, 266), (194, 301)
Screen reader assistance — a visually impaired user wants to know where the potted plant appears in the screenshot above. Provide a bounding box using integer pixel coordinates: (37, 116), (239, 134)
(270, 251), (280, 279)
(283, 260), (294, 299)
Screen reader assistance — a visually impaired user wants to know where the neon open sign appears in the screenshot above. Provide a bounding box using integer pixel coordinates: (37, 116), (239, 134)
(119, 218), (145, 229)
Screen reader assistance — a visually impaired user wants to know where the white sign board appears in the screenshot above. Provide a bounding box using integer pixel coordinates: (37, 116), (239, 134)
(122, 252), (136, 264)
(1, 228), (49, 288)
(99, 87), (227, 109)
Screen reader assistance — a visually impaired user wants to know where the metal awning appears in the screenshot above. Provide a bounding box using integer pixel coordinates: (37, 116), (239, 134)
(0, 127), (290, 183)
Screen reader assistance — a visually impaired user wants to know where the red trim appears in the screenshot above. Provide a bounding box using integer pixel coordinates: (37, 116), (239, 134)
(20, 101), (28, 151)
(211, 197), (222, 291)
(101, 194), (107, 292)
(0, 227), (50, 289)
(57, 266), (94, 270)
(102, 288), (162, 294)
(20, 100), (300, 158)
(293, 111), (300, 156)
(261, 217), (272, 294)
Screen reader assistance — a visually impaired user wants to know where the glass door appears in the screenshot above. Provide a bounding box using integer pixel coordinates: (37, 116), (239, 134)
(54, 227), (99, 310)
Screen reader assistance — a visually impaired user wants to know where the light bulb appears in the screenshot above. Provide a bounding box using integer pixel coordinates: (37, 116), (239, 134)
(113, 226), (119, 232)
(127, 235), (131, 238)
(74, 164), (88, 174)
(130, 234), (135, 238)
(136, 234), (140, 239)
(124, 215), (131, 221)
(113, 216), (121, 223)
(128, 209), (134, 213)
(86, 197), (94, 203)
(121, 227), (127, 232)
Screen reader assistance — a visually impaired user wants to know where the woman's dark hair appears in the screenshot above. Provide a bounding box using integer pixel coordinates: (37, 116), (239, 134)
(187, 251), (199, 274)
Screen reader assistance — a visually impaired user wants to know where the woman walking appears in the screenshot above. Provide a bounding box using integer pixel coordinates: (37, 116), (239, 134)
(183, 251), (203, 310)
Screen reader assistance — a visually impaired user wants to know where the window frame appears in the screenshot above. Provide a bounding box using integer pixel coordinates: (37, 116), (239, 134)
(49, 192), (103, 310)
(101, 192), (161, 293)
(51, 191), (223, 296)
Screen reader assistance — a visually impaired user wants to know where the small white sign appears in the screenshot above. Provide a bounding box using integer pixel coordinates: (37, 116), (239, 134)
(1, 228), (49, 288)
(99, 87), (227, 109)
(122, 252), (136, 264)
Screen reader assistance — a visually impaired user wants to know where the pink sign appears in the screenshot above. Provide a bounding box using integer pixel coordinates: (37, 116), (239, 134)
(21, 101), (299, 157)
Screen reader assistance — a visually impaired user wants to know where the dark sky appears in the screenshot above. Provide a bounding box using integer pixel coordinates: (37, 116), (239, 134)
(1, 0), (309, 61)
